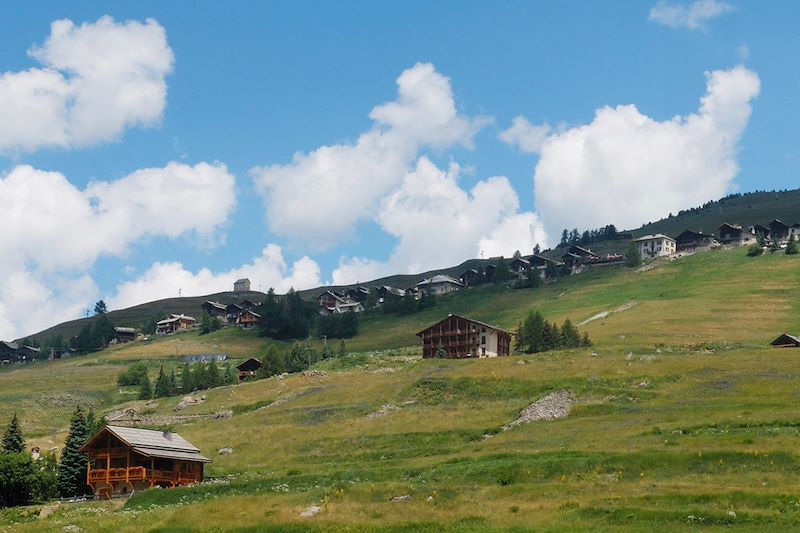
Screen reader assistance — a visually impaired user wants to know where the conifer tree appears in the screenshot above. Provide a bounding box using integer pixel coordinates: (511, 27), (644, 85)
(337, 339), (347, 359)
(1, 413), (25, 454)
(169, 368), (178, 393)
(57, 407), (91, 497)
(138, 372), (153, 400)
(786, 234), (799, 255)
(207, 361), (221, 388)
(223, 363), (236, 384)
(181, 362), (192, 392)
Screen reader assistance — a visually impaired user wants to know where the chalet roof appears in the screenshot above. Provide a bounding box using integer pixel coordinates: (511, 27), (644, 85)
(416, 314), (515, 337)
(771, 333), (800, 347)
(236, 357), (262, 370)
(114, 327), (137, 334)
(315, 290), (348, 303)
(633, 233), (675, 242)
(718, 222), (742, 230)
(461, 268), (478, 275)
(203, 300), (228, 311)
(768, 218), (788, 228)
(156, 314), (196, 325)
(566, 245), (595, 256)
(81, 425), (211, 463)
(0, 341), (18, 350)
(510, 257), (530, 266)
(226, 303), (243, 311)
(416, 275), (464, 287)
(240, 309), (261, 318)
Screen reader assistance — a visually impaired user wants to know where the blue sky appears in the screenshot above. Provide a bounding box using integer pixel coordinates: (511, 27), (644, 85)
(1, 0), (798, 339)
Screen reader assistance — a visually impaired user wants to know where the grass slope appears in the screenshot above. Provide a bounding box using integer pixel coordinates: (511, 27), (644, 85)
(2, 247), (800, 531)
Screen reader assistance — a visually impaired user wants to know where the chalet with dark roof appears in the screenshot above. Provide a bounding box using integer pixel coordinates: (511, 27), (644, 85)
(80, 425), (211, 498)
(417, 314), (514, 359)
(459, 268), (480, 286)
(201, 301), (228, 322)
(771, 333), (800, 348)
(315, 290), (364, 314)
(561, 245), (598, 267)
(674, 230), (719, 253)
(718, 223), (756, 246)
(237, 309), (261, 329)
(415, 275), (464, 295)
(768, 219), (790, 242)
(114, 327), (138, 344)
(236, 357), (262, 380)
(155, 314), (197, 335)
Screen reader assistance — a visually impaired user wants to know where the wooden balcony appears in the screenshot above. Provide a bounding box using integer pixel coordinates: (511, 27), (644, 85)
(88, 466), (199, 486)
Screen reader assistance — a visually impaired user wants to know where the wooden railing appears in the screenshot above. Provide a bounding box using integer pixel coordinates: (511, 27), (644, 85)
(88, 466), (191, 484)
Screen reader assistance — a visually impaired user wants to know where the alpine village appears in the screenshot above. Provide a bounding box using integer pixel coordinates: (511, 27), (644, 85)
(0, 187), (796, 531)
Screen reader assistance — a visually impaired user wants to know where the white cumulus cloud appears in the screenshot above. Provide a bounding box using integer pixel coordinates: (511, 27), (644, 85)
(530, 66), (760, 238)
(109, 245), (322, 310)
(499, 116), (551, 154)
(0, 162), (236, 339)
(649, 0), (734, 30)
(0, 15), (173, 153)
(251, 62), (489, 249)
(332, 157), (548, 285)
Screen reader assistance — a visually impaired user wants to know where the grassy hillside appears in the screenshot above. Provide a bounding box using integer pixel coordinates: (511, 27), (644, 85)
(2, 247), (800, 531)
(633, 188), (800, 238)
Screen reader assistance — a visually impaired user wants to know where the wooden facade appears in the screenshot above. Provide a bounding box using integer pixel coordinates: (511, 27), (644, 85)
(79, 425), (210, 499)
(417, 314), (513, 359)
(237, 309), (261, 329)
(237, 357), (262, 380)
(771, 333), (800, 348)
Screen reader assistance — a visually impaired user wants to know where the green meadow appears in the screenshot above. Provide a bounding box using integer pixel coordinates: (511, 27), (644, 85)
(3, 247), (800, 531)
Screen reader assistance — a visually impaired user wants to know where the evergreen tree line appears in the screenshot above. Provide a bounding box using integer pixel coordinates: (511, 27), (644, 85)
(316, 312), (359, 339)
(199, 311), (223, 335)
(0, 407), (106, 507)
(377, 290), (437, 316)
(252, 340), (349, 380)
(118, 361), (236, 401)
(558, 225), (619, 248)
(256, 288), (319, 340)
(70, 314), (116, 354)
(516, 311), (591, 354)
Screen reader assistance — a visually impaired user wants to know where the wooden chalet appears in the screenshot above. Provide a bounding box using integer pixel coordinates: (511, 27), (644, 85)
(344, 286), (370, 303)
(375, 285), (405, 303)
(717, 223), (755, 246)
(201, 301), (228, 321)
(239, 299), (258, 310)
(236, 357), (262, 380)
(459, 268), (479, 286)
(790, 223), (800, 240)
(80, 425), (211, 498)
(770, 333), (800, 348)
(674, 230), (719, 253)
(155, 314), (197, 335)
(237, 309), (261, 329)
(561, 245), (598, 267)
(484, 264), (497, 281)
(315, 290), (364, 314)
(415, 274), (464, 295)
(768, 219), (790, 241)
(226, 303), (244, 323)
(114, 327), (138, 344)
(509, 257), (530, 277)
(417, 314), (514, 359)
(0, 341), (18, 362)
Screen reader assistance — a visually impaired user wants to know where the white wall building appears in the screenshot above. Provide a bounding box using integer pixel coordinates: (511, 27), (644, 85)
(633, 234), (676, 258)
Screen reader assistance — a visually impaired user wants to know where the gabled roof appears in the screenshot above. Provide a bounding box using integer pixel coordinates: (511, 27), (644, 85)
(633, 233), (675, 242)
(0, 341), (18, 350)
(416, 314), (515, 337)
(203, 300), (228, 311)
(156, 314), (197, 325)
(718, 222), (742, 230)
(114, 327), (137, 334)
(236, 357), (262, 370)
(771, 333), (800, 347)
(239, 309), (261, 318)
(416, 274), (464, 287)
(80, 425), (211, 463)
(509, 257), (530, 266)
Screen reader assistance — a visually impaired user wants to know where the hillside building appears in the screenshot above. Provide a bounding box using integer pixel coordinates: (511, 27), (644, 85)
(315, 290), (364, 314)
(718, 223), (756, 246)
(201, 301), (228, 322)
(236, 309), (261, 329)
(561, 245), (599, 267)
(770, 333), (800, 348)
(113, 327), (138, 344)
(233, 278), (251, 292)
(459, 268), (480, 286)
(633, 234), (676, 258)
(80, 425), (211, 498)
(768, 219), (790, 242)
(417, 314), (514, 358)
(155, 314), (197, 335)
(674, 230), (719, 253)
(236, 357), (262, 380)
(415, 274), (464, 295)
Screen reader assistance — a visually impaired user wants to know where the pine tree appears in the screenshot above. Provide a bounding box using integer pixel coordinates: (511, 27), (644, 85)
(138, 372), (153, 400)
(786, 235), (799, 255)
(337, 339), (347, 359)
(625, 241), (642, 267)
(57, 407), (91, 497)
(223, 363), (236, 385)
(154, 365), (172, 398)
(169, 368), (178, 393)
(560, 319), (581, 348)
(2, 413), (25, 454)
(85, 408), (106, 438)
(207, 361), (221, 388)
(493, 257), (511, 282)
(181, 362), (192, 392)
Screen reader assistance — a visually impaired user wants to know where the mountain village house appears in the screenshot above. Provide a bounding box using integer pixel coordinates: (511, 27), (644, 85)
(236, 357), (262, 380)
(155, 314), (197, 335)
(80, 425), (211, 498)
(417, 314), (514, 358)
(633, 234), (677, 258)
(771, 333), (800, 348)
(315, 290), (365, 314)
(237, 309), (261, 329)
(415, 274), (464, 295)
(113, 327), (138, 344)
(717, 223), (756, 246)
(674, 230), (719, 253)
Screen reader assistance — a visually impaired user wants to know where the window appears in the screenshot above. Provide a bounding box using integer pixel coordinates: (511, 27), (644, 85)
(481, 336), (486, 344)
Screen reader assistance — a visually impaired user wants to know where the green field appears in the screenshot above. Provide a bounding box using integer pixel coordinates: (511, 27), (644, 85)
(3, 247), (800, 531)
